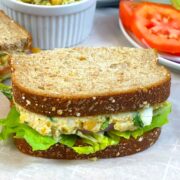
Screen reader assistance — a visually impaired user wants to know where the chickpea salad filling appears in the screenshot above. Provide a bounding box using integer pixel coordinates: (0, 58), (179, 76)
(0, 52), (10, 82)
(17, 103), (166, 137)
(0, 52), (9, 67)
(19, 0), (81, 5)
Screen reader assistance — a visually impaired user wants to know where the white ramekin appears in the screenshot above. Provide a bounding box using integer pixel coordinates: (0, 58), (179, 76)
(1, 0), (96, 49)
(0, 0), (4, 9)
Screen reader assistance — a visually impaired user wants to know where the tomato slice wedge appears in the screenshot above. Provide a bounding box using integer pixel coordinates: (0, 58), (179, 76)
(131, 2), (180, 54)
(119, 0), (138, 30)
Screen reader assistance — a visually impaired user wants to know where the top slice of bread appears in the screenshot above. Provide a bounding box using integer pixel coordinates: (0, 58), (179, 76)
(11, 47), (171, 117)
(0, 11), (32, 52)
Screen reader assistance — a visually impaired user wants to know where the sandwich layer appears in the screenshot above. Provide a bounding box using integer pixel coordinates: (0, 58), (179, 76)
(0, 11), (32, 52)
(11, 48), (171, 117)
(16, 102), (165, 136)
(14, 128), (161, 159)
(0, 101), (171, 159)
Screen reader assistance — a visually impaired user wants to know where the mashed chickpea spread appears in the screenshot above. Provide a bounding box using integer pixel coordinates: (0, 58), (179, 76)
(20, 0), (80, 5)
(16, 103), (166, 138)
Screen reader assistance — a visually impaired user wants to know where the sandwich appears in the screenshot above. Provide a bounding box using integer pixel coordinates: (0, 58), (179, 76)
(0, 47), (171, 159)
(0, 11), (32, 82)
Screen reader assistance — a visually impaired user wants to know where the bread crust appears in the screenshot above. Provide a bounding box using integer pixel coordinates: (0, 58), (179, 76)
(0, 10), (32, 52)
(13, 76), (171, 117)
(14, 128), (161, 160)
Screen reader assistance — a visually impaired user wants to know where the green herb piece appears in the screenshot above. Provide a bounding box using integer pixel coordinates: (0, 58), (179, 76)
(49, 117), (56, 122)
(100, 117), (110, 130)
(0, 83), (12, 100)
(133, 113), (144, 128)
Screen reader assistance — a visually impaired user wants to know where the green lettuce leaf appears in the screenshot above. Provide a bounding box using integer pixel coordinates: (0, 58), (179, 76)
(73, 132), (119, 155)
(133, 113), (144, 128)
(15, 125), (57, 151)
(0, 83), (12, 100)
(0, 74), (11, 83)
(100, 117), (110, 130)
(60, 134), (77, 148)
(109, 131), (131, 139)
(0, 107), (57, 151)
(0, 106), (19, 139)
(171, 0), (180, 10)
(73, 146), (95, 155)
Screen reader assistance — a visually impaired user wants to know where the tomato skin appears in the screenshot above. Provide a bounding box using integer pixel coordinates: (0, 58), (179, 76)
(119, 0), (137, 30)
(131, 2), (180, 54)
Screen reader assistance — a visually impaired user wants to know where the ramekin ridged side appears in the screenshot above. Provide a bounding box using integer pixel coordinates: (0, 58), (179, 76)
(1, 0), (96, 49)
(0, 0), (4, 9)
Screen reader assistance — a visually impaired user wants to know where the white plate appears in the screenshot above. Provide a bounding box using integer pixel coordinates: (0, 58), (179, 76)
(119, 19), (180, 71)
(97, 0), (119, 7)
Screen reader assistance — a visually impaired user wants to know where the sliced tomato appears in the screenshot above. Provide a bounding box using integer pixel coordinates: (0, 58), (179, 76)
(119, 0), (138, 30)
(131, 2), (180, 54)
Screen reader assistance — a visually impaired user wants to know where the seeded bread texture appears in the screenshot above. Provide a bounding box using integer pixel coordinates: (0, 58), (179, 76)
(0, 11), (32, 52)
(11, 47), (171, 117)
(14, 128), (161, 160)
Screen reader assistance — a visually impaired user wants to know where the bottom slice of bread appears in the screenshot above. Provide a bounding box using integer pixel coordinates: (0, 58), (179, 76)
(14, 128), (161, 160)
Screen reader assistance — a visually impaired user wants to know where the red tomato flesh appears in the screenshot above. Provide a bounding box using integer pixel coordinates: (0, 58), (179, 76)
(119, 0), (137, 30)
(132, 3), (180, 54)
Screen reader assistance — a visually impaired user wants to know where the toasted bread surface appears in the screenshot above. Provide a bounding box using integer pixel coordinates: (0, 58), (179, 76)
(0, 11), (32, 52)
(14, 128), (161, 160)
(11, 48), (171, 117)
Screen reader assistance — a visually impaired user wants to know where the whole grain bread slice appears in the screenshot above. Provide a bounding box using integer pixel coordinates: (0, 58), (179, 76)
(0, 11), (32, 81)
(11, 47), (171, 117)
(14, 128), (161, 160)
(0, 11), (32, 52)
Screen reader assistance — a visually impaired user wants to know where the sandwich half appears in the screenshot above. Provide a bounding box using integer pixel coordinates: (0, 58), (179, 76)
(0, 11), (32, 82)
(0, 47), (171, 159)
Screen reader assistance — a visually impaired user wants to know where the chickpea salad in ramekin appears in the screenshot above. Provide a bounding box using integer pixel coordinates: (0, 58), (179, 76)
(19, 0), (81, 5)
